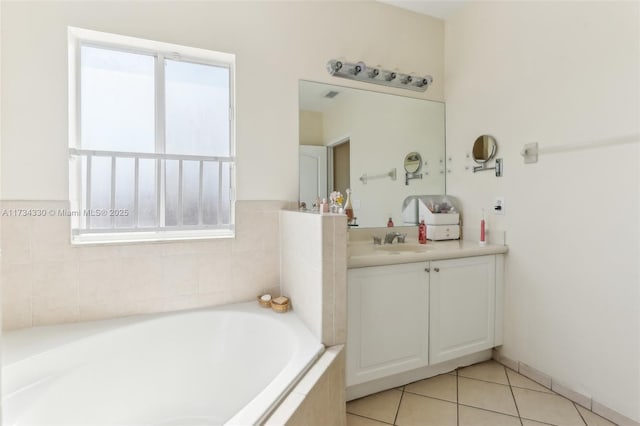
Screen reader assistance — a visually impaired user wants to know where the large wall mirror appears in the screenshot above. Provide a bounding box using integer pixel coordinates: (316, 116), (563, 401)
(298, 80), (446, 228)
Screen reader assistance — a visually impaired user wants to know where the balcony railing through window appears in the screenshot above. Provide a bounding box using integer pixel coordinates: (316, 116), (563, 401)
(69, 148), (234, 235)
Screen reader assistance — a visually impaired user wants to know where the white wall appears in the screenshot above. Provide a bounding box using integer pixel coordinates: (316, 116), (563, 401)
(0, 1), (444, 329)
(299, 110), (324, 146)
(321, 89), (445, 227)
(445, 1), (640, 421)
(1, 1), (444, 202)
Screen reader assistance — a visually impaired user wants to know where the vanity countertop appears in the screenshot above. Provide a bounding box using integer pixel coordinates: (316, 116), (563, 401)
(348, 239), (508, 268)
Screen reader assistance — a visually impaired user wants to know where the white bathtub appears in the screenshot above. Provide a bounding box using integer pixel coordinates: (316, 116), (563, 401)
(2, 301), (324, 426)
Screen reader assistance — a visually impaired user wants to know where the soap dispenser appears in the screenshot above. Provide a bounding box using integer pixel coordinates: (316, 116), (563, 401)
(387, 217), (394, 227)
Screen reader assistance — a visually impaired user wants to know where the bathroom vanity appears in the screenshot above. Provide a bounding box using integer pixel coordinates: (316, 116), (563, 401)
(346, 237), (508, 400)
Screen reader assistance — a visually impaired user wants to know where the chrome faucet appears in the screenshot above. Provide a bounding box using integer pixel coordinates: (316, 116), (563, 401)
(384, 232), (405, 244)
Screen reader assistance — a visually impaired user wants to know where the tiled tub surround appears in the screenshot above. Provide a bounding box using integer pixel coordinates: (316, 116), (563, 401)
(266, 346), (347, 426)
(280, 211), (347, 346)
(346, 360), (618, 426)
(1, 200), (291, 330)
(2, 205), (349, 425)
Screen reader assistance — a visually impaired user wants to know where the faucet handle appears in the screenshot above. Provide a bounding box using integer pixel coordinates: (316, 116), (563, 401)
(397, 233), (407, 243)
(373, 236), (382, 245)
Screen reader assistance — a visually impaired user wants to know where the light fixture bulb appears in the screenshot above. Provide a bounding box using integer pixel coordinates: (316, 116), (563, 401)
(353, 61), (366, 75)
(411, 75), (432, 87)
(382, 72), (396, 81)
(399, 74), (412, 84)
(367, 68), (380, 78)
(326, 60), (343, 75)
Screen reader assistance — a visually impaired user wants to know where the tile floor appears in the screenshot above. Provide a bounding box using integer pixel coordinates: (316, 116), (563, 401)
(346, 361), (617, 426)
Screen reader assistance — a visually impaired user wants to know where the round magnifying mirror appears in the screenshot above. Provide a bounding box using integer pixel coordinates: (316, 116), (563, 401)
(472, 135), (497, 164)
(404, 152), (422, 174)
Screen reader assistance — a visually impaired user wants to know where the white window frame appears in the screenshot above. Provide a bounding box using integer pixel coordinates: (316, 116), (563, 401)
(68, 27), (236, 245)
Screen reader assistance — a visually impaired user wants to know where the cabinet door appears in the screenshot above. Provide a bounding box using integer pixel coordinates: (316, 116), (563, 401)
(347, 262), (429, 386)
(429, 255), (496, 365)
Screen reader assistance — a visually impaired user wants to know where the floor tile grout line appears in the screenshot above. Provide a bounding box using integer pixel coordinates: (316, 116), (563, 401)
(518, 417), (558, 426)
(457, 373), (511, 386)
(458, 402), (523, 421)
(347, 412), (395, 425)
(347, 361), (608, 426)
(393, 386), (404, 425)
(510, 383), (554, 394)
(456, 368), (460, 426)
(519, 414), (568, 425)
(404, 371), (458, 388)
(504, 365), (555, 393)
(504, 363), (524, 426)
(459, 373), (555, 395)
(515, 385), (602, 425)
(402, 389), (457, 405)
(572, 401), (589, 426)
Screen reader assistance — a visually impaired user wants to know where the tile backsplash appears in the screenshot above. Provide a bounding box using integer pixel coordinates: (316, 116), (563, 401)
(1, 200), (292, 330)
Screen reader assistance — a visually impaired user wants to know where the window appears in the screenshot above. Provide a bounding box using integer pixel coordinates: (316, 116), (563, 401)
(68, 28), (235, 243)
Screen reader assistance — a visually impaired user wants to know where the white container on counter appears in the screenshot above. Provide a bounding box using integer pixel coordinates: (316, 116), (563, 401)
(427, 224), (460, 240)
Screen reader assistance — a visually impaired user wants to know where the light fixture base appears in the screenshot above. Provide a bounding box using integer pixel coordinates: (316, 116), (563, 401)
(327, 59), (433, 92)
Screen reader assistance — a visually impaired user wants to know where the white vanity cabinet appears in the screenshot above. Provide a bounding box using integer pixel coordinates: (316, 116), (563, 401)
(347, 262), (429, 386)
(429, 255), (496, 364)
(347, 253), (504, 389)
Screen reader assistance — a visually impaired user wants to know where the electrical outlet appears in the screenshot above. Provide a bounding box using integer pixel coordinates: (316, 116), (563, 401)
(494, 197), (505, 215)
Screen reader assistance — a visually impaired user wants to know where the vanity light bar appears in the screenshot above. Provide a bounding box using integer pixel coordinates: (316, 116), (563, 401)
(326, 59), (433, 92)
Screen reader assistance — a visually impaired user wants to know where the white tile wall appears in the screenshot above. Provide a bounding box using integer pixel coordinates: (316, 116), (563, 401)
(265, 345), (346, 426)
(1, 200), (290, 330)
(280, 211), (347, 346)
(280, 211), (324, 341)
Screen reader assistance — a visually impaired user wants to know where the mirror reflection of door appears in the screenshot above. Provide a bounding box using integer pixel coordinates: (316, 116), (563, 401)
(299, 145), (327, 208)
(331, 140), (350, 196)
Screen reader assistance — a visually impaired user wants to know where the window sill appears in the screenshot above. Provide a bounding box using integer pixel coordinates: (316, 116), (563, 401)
(71, 229), (234, 246)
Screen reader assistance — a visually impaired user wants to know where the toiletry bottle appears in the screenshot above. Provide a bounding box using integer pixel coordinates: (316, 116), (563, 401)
(418, 219), (427, 244)
(344, 188), (354, 223)
(387, 217), (394, 227)
(321, 198), (329, 214)
(479, 209), (486, 246)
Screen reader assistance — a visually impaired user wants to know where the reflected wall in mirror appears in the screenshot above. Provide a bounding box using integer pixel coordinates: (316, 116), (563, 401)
(472, 135), (497, 163)
(404, 152), (422, 173)
(299, 80), (446, 228)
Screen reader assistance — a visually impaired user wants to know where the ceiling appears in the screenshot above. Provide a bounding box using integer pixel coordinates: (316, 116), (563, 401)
(299, 81), (345, 113)
(378, 0), (467, 20)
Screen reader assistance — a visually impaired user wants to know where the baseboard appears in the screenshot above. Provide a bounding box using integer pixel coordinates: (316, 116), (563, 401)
(492, 349), (639, 426)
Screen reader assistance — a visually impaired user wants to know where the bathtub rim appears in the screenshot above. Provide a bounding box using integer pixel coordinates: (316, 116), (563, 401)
(2, 300), (325, 426)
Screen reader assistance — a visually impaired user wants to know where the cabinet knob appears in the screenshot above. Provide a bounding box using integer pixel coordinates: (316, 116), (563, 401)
(425, 268), (430, 272)
(434, 267), (440, 272)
